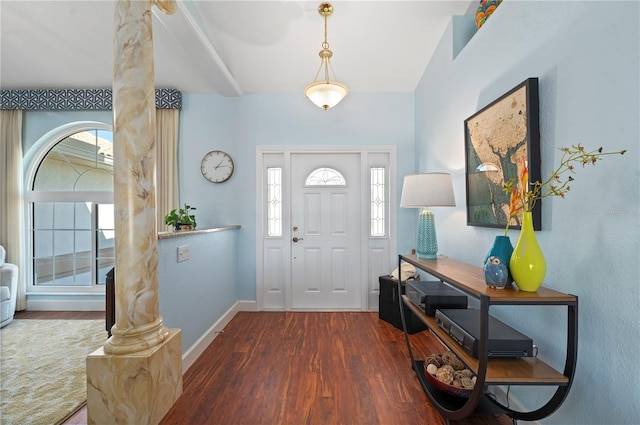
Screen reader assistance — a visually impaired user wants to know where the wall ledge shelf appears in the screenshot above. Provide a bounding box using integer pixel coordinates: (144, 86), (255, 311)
(159, 225), (240, 240)
(453, 15), (478, 60)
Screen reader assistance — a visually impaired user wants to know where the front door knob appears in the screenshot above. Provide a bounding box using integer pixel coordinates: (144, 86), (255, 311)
(292, 237), (304, 243)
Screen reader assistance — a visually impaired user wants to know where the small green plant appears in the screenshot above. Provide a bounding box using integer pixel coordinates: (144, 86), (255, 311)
(164, 204), (197, 230)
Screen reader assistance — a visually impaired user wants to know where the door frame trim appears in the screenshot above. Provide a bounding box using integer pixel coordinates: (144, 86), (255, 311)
(255, 145), (397, 311)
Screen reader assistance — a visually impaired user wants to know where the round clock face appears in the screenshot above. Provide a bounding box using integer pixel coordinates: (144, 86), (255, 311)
(201, 150), (234, 183)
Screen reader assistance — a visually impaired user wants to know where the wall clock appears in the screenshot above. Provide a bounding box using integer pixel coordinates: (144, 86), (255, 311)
(201, 150), (234, 183)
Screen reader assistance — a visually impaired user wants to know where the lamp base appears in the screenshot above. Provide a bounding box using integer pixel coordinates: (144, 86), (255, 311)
(416, 208), (438, 260)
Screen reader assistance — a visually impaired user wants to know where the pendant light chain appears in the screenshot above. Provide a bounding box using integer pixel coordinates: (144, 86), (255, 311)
(323, 12), (329, 50)
(323, 13), (330, 81)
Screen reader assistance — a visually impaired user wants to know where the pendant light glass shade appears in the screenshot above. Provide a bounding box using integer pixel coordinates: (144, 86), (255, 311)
(305, 80), (348, 111)
(305, 3), (348, 110)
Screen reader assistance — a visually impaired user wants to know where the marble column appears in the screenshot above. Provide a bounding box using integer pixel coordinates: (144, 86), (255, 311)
(87, 1), (182, 424)
(104, 0), (175, 356)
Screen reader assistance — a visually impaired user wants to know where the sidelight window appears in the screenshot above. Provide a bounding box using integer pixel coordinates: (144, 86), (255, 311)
(267, 167), (282, 237)
(370, 167), (386, 237)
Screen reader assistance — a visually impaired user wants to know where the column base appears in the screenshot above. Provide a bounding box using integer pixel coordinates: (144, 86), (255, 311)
(87, 328), (183, 425)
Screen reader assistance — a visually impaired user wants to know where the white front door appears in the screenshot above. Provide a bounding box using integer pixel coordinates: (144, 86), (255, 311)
(290, 153), (361, 309)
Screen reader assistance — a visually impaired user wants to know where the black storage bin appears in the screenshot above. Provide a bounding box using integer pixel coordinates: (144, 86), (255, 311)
(378, 275), (427, 334)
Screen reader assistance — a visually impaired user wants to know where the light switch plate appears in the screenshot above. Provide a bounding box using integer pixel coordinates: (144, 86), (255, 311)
(177, 245), (190, 262)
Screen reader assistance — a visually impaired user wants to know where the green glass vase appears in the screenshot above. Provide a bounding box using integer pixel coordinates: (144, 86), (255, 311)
(509, 211), (546, 292)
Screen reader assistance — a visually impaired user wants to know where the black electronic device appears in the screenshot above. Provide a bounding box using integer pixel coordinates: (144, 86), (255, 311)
(435, 308), (533, 358)
(378, 275), (427, 334)
(406, 280), (468, 316)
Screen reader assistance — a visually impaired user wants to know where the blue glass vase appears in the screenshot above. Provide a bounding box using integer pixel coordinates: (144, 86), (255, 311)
(483, 235), (514, 289)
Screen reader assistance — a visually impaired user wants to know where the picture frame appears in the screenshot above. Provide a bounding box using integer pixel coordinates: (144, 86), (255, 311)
(464, 77), (541, 230)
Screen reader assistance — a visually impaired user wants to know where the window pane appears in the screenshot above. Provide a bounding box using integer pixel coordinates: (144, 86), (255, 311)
(33, 130), (113, 191)
(370, 167), (386, 237)
(53, 202), (75, 229)
(33, 230), (53, 258)
(76, 202), (92, 229)
(75, 229), (92, 255)
(97, 204), (115, 284)
(305, 167), (346, 186)
(34, 257), (53, 286)
(52, 257), (76, 285)
(33, 202), (54, 229)
(54, 230), (75, 256)
(267, 168), (282, 237)
(74, 230), (92, 286)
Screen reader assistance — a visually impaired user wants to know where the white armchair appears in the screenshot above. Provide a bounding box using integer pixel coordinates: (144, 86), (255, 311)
(0, 245), (18, 328)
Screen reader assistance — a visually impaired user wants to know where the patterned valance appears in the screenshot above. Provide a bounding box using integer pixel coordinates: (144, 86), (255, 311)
(0, 88), (182, 110)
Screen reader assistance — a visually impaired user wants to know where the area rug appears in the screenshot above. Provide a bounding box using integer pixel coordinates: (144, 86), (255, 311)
(0, 319), (107, 425)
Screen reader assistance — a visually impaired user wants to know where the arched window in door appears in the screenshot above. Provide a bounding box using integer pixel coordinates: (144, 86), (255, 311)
(27, 124), (114, 290)
(305, 167), (346, 186)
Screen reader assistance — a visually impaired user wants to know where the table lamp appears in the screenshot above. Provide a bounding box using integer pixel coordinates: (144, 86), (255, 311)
(400, 173), (456, 259)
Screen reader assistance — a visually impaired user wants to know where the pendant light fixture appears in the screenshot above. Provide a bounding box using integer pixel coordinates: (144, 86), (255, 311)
(304, 2), (348, 110)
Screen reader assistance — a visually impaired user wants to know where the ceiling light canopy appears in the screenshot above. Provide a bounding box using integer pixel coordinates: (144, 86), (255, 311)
(304, 3), (348, 111)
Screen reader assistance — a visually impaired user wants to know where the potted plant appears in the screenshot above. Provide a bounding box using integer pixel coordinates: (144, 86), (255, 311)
(164, 204), (197, 231)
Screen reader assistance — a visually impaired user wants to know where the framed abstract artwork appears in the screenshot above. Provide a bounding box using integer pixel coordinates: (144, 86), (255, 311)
(464, 77), (541, 230)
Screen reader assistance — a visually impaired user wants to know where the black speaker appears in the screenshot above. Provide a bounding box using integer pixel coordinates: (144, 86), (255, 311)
(378, 275), (427, 334)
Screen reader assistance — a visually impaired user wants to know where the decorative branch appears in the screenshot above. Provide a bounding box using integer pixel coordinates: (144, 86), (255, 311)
(503, 144), (626, 235)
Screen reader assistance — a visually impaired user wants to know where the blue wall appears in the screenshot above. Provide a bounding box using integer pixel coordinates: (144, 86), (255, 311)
(415, 2), (639, 424)
(158, 229), (239, 353)
(178, 92), (416, 301)
(21, 94), (417, 307)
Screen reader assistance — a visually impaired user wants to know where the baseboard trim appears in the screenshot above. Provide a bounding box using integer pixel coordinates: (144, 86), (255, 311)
(236, 300), (258, 312)
(181, 300), (257, 372)
(27, 299), (105, 311)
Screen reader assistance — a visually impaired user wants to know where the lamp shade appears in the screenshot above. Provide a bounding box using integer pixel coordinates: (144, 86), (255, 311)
(305, 81), (349, 110)
(400, 173), (456, 208)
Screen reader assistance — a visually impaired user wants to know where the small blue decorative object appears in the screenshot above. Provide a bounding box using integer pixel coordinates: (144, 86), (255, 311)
(484, 257), (509, 288)
(483, 236), (514, 289)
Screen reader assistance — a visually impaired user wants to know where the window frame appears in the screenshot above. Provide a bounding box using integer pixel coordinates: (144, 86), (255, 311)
(24, 122), (113, 294)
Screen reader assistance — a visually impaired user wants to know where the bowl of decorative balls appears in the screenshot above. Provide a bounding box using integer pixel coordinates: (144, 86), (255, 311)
(424, 352), (477, 398)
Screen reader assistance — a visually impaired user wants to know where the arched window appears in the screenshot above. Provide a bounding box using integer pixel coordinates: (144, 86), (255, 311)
(305, 167), (346, 186)
(26, 123), (114, 291)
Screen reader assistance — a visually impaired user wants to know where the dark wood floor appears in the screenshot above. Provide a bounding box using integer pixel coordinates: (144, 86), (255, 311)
(162, 312), (511, 425)
(19, 310), (511, 425)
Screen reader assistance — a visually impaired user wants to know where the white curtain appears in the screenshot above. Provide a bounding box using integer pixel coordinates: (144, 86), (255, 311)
(0, 110), (26, 311)
(156, 108), (179, 232)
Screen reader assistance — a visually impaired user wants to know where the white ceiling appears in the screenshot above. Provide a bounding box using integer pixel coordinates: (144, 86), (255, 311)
(0, 1), (473, 96)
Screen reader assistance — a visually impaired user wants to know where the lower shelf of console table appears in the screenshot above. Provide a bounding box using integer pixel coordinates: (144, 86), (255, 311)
(403, 296), (569, 386)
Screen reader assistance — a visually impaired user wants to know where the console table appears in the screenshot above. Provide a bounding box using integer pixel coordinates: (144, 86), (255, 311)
(398, 254), (578, 422)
